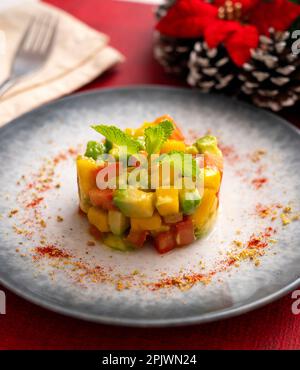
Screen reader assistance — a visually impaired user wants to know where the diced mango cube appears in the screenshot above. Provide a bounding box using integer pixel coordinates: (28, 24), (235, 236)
(191, 189), (217, 229)
(76, 156), (99, 195)
(131, 212), (162, 231)
(185, 145), (198, 155)
(160, 140), (186, 154)
(163, 213), (183, 224)
(133, 122), (155, 137)
(150, 224), (170, 237)
(87, 207), (110, 232)
(155, 188), (179, 216)
(204, 168), (221, 191)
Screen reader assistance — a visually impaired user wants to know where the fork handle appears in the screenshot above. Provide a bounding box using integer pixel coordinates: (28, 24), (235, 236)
(0, 78), (17, 98)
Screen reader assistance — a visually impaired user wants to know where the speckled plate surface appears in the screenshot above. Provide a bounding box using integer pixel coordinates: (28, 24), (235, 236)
(0, 86), (299, 327)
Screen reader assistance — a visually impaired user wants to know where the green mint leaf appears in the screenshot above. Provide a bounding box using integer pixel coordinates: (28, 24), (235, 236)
(159, 120), (174, 138)
(85, 141), (105, 160)
(91, 125), (142, 154)
(144, 120), (174, 155)
(104, 139), (113, 153)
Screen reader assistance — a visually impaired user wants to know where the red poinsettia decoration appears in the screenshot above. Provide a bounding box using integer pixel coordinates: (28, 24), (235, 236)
(250, 0), (300, 35)
(214, 0), (259, 13)
(156, 0), (300, 66)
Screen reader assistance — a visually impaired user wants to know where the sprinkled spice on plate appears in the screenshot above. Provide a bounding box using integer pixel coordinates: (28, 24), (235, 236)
(8, 209), (19, 217)
(252, 177), (268, 189)
(34, 245), (71, 259)
(249, 149), (266, 163)
(26, 197), (44, 208)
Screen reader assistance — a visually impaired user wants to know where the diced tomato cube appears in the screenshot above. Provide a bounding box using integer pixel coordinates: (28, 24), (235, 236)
(170, 124), (185, 141)
(126, 230), (148, 248)
(89, 188), (116, 210)
(175, 218), (195, 246)
(154, 230), (177, 254)
(92, 165), (105, 180)
(204, 153), (223, 173)
(106, 162), (122, 176)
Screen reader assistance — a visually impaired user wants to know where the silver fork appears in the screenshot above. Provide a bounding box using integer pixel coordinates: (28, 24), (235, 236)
(0, 15), (58, 98)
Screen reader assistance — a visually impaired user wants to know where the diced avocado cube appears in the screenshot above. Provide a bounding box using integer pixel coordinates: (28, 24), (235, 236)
(108, 210), (130, 235)
(179, 188), (202, 215)
(103, 234), (132, 251)
(195, 135), (222, 156)
(78, 192), (91, 214)
(113, 188), (155, 218)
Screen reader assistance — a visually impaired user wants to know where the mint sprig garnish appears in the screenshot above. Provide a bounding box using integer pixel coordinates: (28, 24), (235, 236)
(144, 120), (174, 155)
(92, 125), (142, 154)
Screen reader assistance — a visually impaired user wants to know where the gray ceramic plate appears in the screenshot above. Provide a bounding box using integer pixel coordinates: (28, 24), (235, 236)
(0, 86), (299, 327)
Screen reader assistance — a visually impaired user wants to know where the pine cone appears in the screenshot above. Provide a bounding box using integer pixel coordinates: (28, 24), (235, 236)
(238, 29), (300, 111)
(154, 32), (196, 76)
(187, 40), (238, 93)
(155, 0), (176, 20)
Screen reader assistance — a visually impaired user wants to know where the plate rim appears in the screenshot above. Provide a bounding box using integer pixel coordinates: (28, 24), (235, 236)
(0, 85), (299, 327)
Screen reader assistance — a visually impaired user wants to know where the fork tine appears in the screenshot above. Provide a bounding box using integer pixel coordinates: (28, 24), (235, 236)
(17, 16), (36, 52)
(32, 15), (52, 53)
(40, 16), (58, 56)
(18, 16), (44, 53)
(18, 15), (57, 56)
(2, 13), (58, 95)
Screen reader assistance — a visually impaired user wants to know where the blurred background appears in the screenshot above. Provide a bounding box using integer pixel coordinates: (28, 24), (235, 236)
(0, 0), (299, 126)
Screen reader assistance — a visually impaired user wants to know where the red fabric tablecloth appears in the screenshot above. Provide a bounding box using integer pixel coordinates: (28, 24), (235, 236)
(0, 0), (299, 350)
